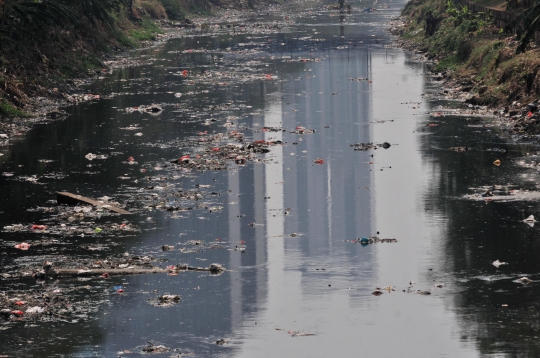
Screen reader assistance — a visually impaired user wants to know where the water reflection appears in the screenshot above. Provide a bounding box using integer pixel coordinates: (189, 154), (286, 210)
(3, 1), (540, 357)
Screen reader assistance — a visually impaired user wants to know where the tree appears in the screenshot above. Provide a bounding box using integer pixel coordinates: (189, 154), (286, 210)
(505, 0), (540, 53)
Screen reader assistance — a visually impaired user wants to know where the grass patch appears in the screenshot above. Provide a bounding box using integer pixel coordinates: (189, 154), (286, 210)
(436, 54), (461, 71)
(161, 0), (187, 20)
(0, 101), (31, 118)
(464, 40), (503, 79)
(129, 18), (162, 41)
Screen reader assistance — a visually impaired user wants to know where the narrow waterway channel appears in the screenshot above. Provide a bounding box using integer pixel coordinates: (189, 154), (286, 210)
(2, 0), (540, 357)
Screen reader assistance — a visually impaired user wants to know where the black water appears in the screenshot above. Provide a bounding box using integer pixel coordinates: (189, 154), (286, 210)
(2, 1), (540, 357)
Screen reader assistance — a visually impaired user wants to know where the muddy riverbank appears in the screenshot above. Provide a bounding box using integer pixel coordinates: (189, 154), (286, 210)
(0, 3), (296, 144)
(393, 0), (540, 139)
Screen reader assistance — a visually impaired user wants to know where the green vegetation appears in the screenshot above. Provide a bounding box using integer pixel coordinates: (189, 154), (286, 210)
(504, 2), (540, 53)
(401, 0), (540, 105)
(0, 99), (30, 117)
(161, 0), (187, 20)
(0, 0), (169, 118)
(0, 0), (272, 118)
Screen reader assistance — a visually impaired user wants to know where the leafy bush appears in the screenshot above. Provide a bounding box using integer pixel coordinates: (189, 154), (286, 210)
(161, 0), (186, 20)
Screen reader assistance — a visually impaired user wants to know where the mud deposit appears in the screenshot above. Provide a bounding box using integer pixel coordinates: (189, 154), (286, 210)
(2, 0), (540, 357)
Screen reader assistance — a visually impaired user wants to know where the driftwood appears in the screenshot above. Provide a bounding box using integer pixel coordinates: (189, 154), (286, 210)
(56, 192), (132, 215)
(33, 262), (225, 279)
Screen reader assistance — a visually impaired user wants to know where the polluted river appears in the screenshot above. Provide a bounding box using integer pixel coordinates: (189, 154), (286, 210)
(2, 0), (540, 357)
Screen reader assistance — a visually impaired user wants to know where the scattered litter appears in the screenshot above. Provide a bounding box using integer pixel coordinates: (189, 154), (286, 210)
(25, 306), (44, 314)
(524, 215), (536, 227)
(142, 342), (170, 353)
(288, 331), (315, 337)
(350, 142), (391, 151)
(350, 236), (397, 245)
(492, 260), (507, 268)
(149, 294), (181, 307)
(14, 242), (31, 250)
(126, 104), (163, 114)
(493, 159), (501, 166)
(85, 153), (108, 161)
(516, 277), (533, 284)
(409, 290), (431, 295)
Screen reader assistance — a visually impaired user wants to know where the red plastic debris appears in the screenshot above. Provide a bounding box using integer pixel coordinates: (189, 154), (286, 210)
(117, 289), (124, 293)
(14, 301), (25, 306)
(265, 74), (273, 80)
(140, 169), (146, 173)
(368, 161), (373, 164)
(211, 147), (220, 152)
(182, 70), (188, 77)
(101, 273), (109, 279)
(314, 158), (325, 165)
(127, 156), (135, 162)
(120, 223), (127, 228)
(11, 310), (23, 316)
(31, 225), (47, 230)
(180, 155), (190, 163)
(239, 240), (245, 244)
(527, 111), (533, 117)
(14, 243), (31, 250)
(197, 131), (207, 135)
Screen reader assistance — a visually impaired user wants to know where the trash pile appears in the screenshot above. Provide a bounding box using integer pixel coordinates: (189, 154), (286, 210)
(142, 342), (171, 354)
(466, 185), (540, 202)
(350, 142), (391, 151)
(349, 236), (398, 245)
(148, 294), (181, 308)
(171, 138), (282, 171)
(503, 100), (540, 140)
(4, 218), (136, 238)
(64, 93), (100, 104)
(0, 289), (71, 323)
(125, 104), (163, 114)
(0, 284), (107, 324)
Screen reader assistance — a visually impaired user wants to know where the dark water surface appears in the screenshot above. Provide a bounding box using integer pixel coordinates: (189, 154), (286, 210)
(2, 1), (540, 357)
